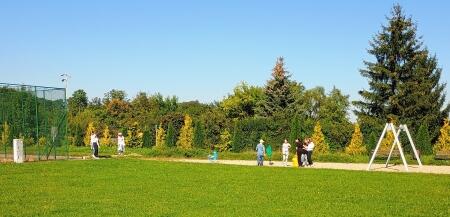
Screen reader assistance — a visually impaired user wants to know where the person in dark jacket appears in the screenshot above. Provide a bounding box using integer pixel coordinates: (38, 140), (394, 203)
(295, 138), (307, 167)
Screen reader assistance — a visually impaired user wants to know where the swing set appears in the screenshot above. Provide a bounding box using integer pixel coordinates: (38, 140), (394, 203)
(367, 122), (422, 172)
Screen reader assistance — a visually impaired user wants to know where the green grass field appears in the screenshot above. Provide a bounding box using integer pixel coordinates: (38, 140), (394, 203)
(1, 159), (449, 216)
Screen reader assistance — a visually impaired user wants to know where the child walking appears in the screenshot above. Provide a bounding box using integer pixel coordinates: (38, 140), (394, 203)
(281, 139), (291, 166)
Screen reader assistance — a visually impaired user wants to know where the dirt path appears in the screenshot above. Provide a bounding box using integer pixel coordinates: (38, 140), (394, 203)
(3, 153), (449, 175)
(168, 159), (450, 175)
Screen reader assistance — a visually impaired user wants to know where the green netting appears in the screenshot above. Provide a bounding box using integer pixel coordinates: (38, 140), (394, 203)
(0, 83), (68, 162)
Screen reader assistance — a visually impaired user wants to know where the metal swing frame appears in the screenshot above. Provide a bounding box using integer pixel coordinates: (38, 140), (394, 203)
(367, 123), (422, 172)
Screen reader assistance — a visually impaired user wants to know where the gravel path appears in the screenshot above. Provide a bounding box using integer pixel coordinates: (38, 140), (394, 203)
(169, 159), (450, 175)
(3, 154), (449, 175)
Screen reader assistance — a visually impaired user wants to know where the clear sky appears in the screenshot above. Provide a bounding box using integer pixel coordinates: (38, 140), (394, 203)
(1, 0), (449, 105)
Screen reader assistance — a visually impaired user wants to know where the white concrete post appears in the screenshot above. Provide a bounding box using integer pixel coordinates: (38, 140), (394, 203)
(13, 139), (24, 163)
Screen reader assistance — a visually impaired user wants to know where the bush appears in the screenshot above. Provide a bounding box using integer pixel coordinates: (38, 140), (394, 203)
(142, 129), (153, 148)
(416, 123), (432, 155)
(146, 147), (208, 158)
(165, 122), (176, 148)
(345, 123), (367, 155)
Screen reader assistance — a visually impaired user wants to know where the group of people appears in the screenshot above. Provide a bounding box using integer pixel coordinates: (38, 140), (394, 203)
(256, 138), (315, 167)
(89, 132), (126, 159)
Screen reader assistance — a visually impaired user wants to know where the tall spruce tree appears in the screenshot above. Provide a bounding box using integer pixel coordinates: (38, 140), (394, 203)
(258, 57), (295, 117)
(353, 4), (449, 139)
(416, 123), (432, 155)
(289, 117), (300, 143)
(193, 120), (206, 148)
(165, 122), (176, 148)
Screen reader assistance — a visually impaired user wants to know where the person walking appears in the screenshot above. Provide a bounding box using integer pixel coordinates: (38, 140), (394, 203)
(266, 143), (273, 165)
(256, 139), (265, 166)
(117, 132), (125, 156)
(91, 133), (100, 159)
(281, 139), (291, 166)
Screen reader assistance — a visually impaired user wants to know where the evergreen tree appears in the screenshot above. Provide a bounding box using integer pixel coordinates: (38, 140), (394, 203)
(217, 129), (232, 152)
(416, 123), (432, 155)
(127, 122), (143, 148)
(258, 57), (295, 117)
(72, 125), (84, 146)
(366, 131), (379, 152)
(380, 130), (395, 152)
(165, 122), (176, 148)
(155, 124), (166, 149)
(83, 122), (95, 146)
(142, 129), (152, 148)
(231, 121), (244, 152)
(1, 121), (10, 146)
(354, 4), (449, 139)
(311, 122), (329, 154)
(193, 120), (206, 148)
(289, 117), (300, 143)
(434, 119), (450, 153)
(345, 123), (367, 155)
(177, 115), (193, 149)
(100, 125), (111, 147)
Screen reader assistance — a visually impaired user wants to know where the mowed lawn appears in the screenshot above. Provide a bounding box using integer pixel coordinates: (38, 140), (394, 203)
(1, 159), (449, 216)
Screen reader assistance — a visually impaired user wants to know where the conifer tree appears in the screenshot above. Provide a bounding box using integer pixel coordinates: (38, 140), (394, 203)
(366, 131), (378, 152)
(354, 4), (449, 139)
(345, 123), (367, 155)
(1, 121), (10, 146)
(231, 121), (244, 152)
(193, 120), (206, 148)
(165, 122), (176, 148)
(142, 129), (152, 148)
(127, 122), (143, 148)
(155, 124), (166, 149)
(177, 115), (193, 149)
(434, 119), (450, 153)
(380, 130), (395, 152)
(289, 117), (300, 143)
(258, 57), (295, 117)
(311, 122), (329, 154)
(100, 125), (111, 147)
(416, 123), (432, 155)
(84, 122), (95, 146)
(217, 129), (232, 152)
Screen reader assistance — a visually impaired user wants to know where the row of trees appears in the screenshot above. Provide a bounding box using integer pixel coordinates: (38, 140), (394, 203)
(63, 4), (450, 155)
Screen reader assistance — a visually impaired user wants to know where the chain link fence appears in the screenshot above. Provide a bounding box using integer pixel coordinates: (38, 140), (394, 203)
(0, 83), (68, 162)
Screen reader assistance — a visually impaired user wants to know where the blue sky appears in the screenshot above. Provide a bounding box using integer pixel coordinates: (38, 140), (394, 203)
(1, 0), (449, 106)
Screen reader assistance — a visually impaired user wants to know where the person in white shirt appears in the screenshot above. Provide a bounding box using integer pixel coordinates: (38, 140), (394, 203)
(306, 138), (315, 166)
(281, 139), (291, 166)
(117, 133), (125, 155)
(91, 133), (100, 159)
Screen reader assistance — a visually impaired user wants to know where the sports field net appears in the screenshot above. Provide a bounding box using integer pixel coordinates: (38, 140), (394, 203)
(0, 83), (68, 162)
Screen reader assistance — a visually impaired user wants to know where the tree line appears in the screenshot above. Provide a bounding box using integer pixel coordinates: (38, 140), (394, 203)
(2, 5), (450, 155)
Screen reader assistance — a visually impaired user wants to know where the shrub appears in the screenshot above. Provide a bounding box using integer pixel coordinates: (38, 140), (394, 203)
(177, 115), (193, 149)
(100, 126), (112, 147)
(312, 121), (329, 154)
(345, 123), (367, 155)
(434, 119), (450, 153)
(416, 123), (432, 155)
(155, 124), (166, 149)
(83, 122), (95, 146)
(165, 122), (176, 148)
